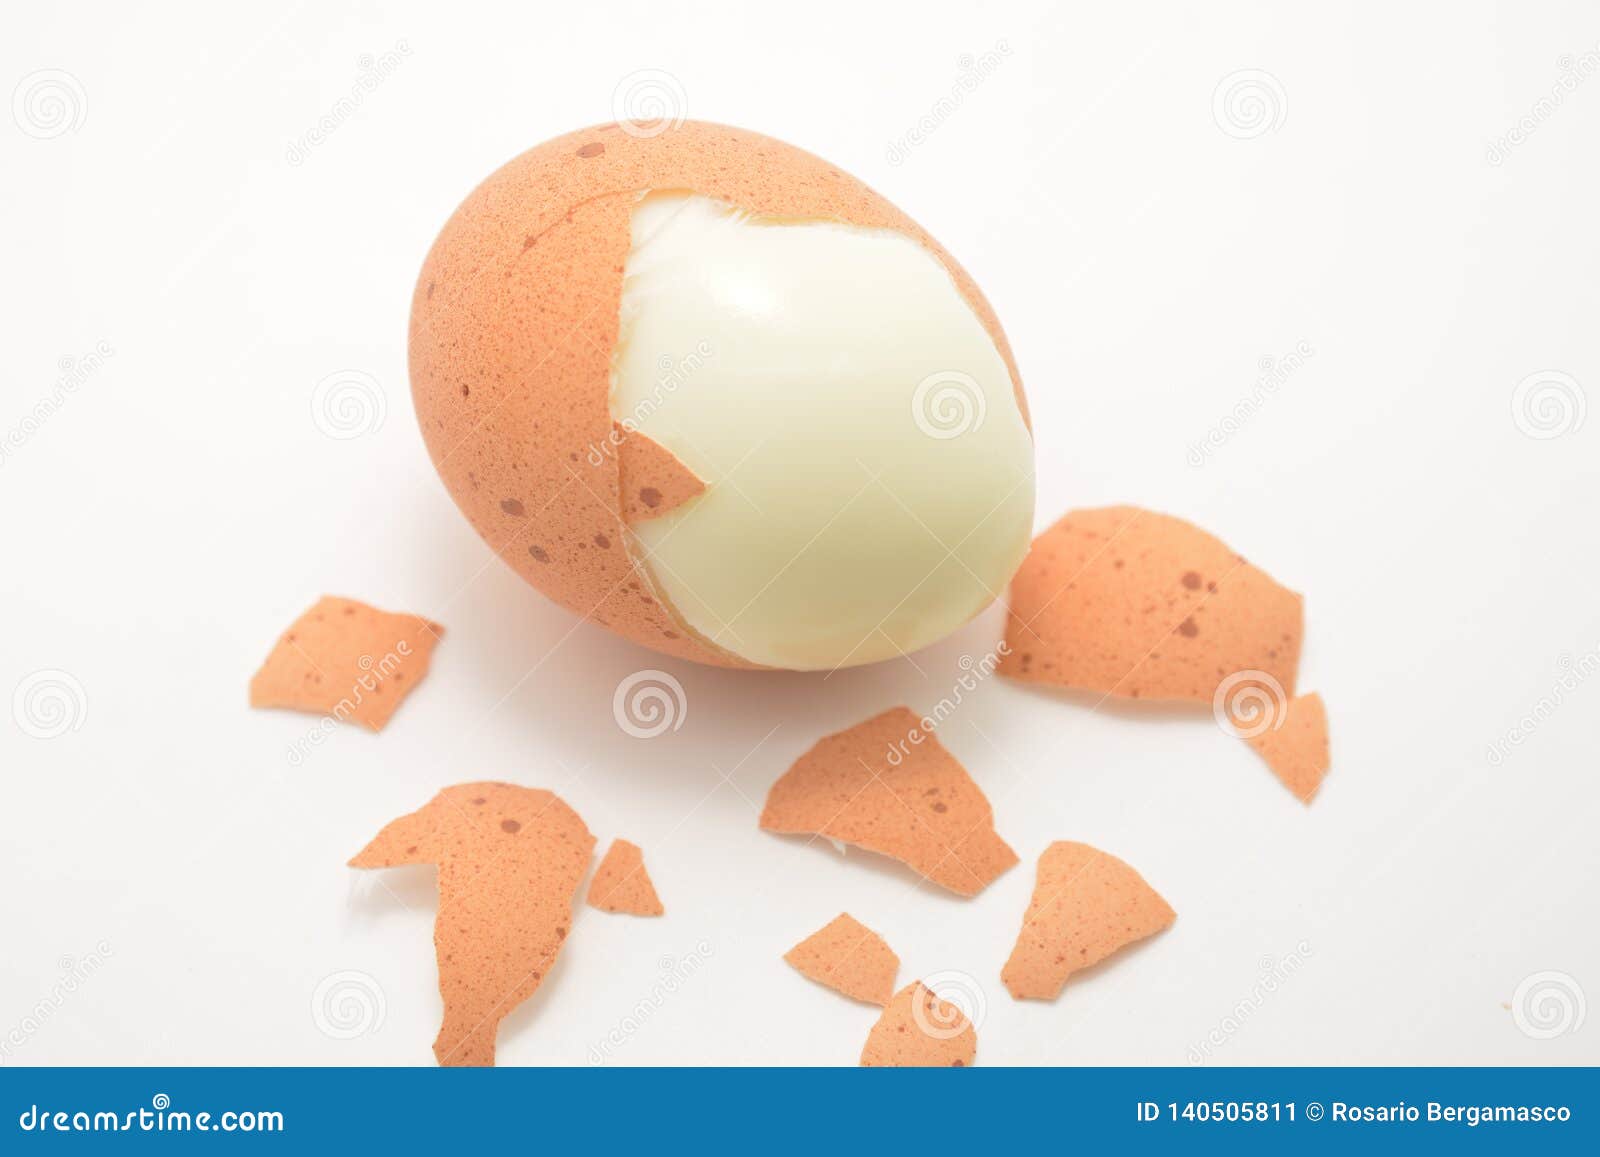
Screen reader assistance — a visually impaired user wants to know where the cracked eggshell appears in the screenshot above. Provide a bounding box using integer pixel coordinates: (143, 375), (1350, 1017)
(409, 120), (1029, 669)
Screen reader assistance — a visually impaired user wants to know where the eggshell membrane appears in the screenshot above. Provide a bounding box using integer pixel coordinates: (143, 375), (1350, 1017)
(1000, 841), (1176, 1001)
(759, 706), (1018, 896)
(1244, 692), (1330, 803)
(586, 837), (664, 915)
(1001, 506), (1303, 701)
(860, 981), (977, 1067)
(784, 913), (899, 1006)
(614, 424), (705, 523)
(249, 595), (442, 731)
(410, 120), (1029, 668)
(348, 782), (594, 1066)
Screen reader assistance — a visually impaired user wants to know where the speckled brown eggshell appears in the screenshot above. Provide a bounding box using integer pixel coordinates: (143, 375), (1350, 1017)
(1001, 506), (1303, 701)
(411, 120), (1030, 669)
(349, 782), (594, 1066)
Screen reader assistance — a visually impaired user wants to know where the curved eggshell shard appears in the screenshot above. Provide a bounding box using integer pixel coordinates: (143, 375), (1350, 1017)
(410, 121), (1028, 669)
(1244, 692), (1330, 803)
(586, 838), (664, 915)
(249, 596), (442, 732)
(348, 782), (594, 1066)
(1000, 506), (1302, 702)
(615, 424), (705, 523)
(860, 981), (976, 1067)
(784, 913), (899, 1006)
(1001, 841), (1176, 1001)
(759, 706), (1018, 896)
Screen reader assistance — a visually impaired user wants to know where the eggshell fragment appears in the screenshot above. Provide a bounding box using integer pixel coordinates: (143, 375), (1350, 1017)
(615, 424), (706, 523)
(586, 838), (664, 915)
(1243, 692), (1330, 803)
(759, 707), (1018, 896)
(1000, 506), (1302, 702)
(249, 596), (442, 731)
(784, 913), (899, 1006)
(349, 782), (594, 1066)
(1001, 841), (1176, 1001)
(410, 121), (1028, 668)
(860, 981), (976, 1067)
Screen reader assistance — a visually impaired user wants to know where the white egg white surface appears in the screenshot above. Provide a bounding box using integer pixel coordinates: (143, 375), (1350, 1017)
(611, 192), (1036, 670)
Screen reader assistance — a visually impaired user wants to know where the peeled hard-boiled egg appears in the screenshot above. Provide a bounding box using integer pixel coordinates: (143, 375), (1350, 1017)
(411, 121), (1035, 671)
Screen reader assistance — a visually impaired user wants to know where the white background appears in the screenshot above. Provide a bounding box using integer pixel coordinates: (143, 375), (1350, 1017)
(3, 0), (1597, 1067)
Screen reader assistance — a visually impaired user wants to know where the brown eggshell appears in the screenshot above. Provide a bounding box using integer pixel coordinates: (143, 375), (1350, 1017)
(615, 425), (705, 523)
(759, 706), (1017, 896)
(1001, 841), (1176, 1001)
(784, 913), (899, 1006)
(586, 837), (664, 915)
(1001, 506), (1303, 702)
(1244, 692), (1330, 803)
(860, 981), (977, 1067)
(410, 121), (1028, 668)
(249, 596), (442, 731)
(349, 782), (594, 1066)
